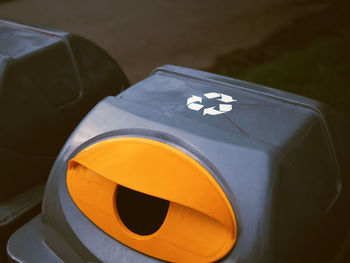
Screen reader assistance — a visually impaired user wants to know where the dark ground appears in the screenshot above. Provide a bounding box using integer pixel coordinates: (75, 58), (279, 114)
(208, 0), (350, 119)
(0, 0), (327, 82)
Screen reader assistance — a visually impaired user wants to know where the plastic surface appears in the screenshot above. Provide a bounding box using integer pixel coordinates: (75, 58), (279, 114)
(7, 216), (62, 263)
(67, 137), (236, 262)
(0, 184), (44, 263)
(0, 19), (129, 200)
(8, 65), (350, 262)
(0, 19), (129, 261)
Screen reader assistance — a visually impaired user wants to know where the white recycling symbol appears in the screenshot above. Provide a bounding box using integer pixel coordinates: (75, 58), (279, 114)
(186, 92), (237, 115)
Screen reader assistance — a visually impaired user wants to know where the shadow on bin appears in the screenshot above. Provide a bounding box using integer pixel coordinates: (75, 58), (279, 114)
(0, 19), (129, 262)
(7, 65), (350, 262)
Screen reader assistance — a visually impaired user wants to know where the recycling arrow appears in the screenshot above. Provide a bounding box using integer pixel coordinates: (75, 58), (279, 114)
(218, 94), (237, 103)
(187, 95), (204, 111)
(186, 92), (237, 116)
(188, 103), (204, 111)
(204, 92), (237, 103)
(219, 104), (232, 112)
(204, 92), (221, 99)
(203, 107), (224, 115)
(187, 95), (202, 105)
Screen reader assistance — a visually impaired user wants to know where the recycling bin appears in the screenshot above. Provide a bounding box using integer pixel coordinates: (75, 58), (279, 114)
(0, 19), (129, 261)
(7, 65), (350, 262)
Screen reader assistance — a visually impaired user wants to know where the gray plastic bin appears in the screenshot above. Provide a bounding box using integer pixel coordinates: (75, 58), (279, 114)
(0, 19), (129, 262)
(7, 65), (350, 262)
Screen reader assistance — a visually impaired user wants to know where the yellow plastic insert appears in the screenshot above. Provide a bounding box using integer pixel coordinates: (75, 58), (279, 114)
(67, 137), (237, 262)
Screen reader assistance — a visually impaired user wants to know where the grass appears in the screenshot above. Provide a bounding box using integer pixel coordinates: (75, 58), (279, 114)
(213, 29), (350, 119)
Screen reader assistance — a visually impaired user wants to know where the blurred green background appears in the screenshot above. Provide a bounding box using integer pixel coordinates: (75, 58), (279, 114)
(209, 0), (350, 120)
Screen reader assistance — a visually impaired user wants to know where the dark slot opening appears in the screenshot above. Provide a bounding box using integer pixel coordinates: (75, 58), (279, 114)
(116, 185), (169, 236)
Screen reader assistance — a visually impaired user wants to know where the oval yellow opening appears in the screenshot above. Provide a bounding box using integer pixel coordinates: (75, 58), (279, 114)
(67, 137), (237, 262)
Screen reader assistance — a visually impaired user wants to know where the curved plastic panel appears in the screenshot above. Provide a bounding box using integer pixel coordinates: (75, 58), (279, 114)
(67, 137), (237, 262)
